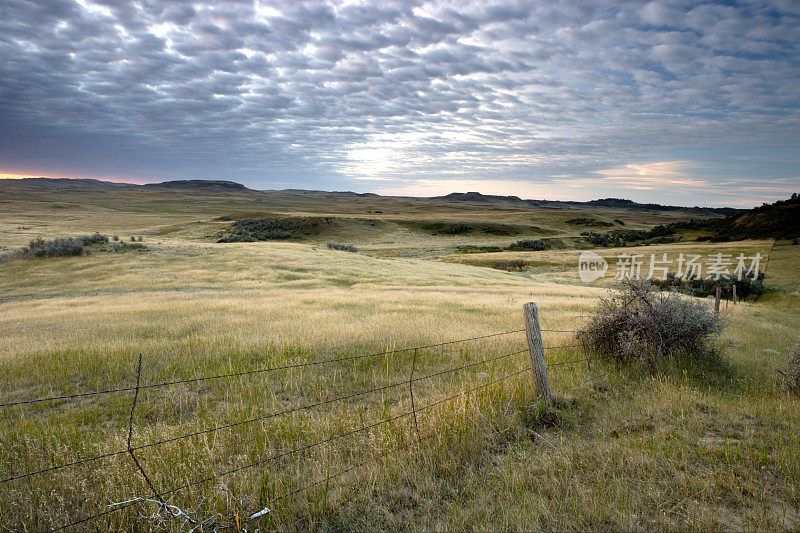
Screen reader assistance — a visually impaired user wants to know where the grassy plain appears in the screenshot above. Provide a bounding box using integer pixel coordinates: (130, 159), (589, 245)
(0, 182), (798, 531)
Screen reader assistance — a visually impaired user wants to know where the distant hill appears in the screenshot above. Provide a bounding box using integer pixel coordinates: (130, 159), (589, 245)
(6, 177), (135, 190)
(438, 191), (524, 203)
(702, 194), (800, 240)
(585, 198), (741, 215)
(0, 178), (755, 216)
(433, 191), (735, 215)
(1, 178), (250, 192)
(142, 180), (250, 191)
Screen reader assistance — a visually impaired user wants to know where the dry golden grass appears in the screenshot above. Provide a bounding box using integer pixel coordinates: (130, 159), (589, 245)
(0, 186), (798, 531)
(439, 239), (777, 284)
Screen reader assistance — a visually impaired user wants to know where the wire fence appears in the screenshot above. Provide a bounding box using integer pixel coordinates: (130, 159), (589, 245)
(1, 314), (608, 531)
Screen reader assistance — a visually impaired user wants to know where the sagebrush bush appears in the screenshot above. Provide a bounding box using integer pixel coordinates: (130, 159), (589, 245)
(217, 216), (334, 242)
(581, 225), (678, 247)
(578, 279), (725, 365)
(509, 239), (547, 251)
(25, 237), (86, 258)
(652, 271), (765, 300)
(491, 259), (527, 271)
(566, 217), (614, 227)
(0, 233), (124, 263)
(78, 232), (109, 246)
(327, 242), (358, 252)
(481, 224), (513, 235)
(437, 223), (473, 235)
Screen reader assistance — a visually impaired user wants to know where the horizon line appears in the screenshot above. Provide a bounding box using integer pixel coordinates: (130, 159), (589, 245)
(0, 174), (763, 210)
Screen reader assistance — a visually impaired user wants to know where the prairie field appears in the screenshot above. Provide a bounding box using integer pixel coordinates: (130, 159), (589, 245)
(0, 184), (798, 531)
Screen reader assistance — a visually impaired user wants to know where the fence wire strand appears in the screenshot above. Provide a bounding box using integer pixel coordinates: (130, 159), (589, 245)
(547, 356), (596, 368)
(8, 323), (606, 532)
(268, 366), (529, 508)
(48, 365), (529, 532)
(1, 330), (525, 408)
(1, 348), (526, 485)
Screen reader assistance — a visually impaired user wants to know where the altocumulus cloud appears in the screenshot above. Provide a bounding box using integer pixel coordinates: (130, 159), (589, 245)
(0, 0), (798, 206)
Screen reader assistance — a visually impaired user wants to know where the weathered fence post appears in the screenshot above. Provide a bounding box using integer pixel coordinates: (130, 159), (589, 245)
(523, 302), (552, 407)
(732, 285), (737, 305)
(714, 286), (721, 316)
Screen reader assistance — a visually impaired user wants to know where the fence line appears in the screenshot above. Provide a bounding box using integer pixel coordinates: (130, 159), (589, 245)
(266, 367), (530, 508)
(52, 365), (533, 532)
(0, 329), (526, 408)
(1, 307), (607, 531)
(1, 347), (529, 485)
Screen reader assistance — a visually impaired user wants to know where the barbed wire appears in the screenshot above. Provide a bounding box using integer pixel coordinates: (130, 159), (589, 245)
(8, 322), (606, 532)
(547, 356), (596, 368)
(163, 362), (529, 499)
(1, 348), (527, 485)
(543, 343), (585, 350)
(1, 339), (576, 486)
(268, 366), (529, 507)
(1, 330), (525, 408)
(48, 366), (530, 532)
(0, 378), (408, 485)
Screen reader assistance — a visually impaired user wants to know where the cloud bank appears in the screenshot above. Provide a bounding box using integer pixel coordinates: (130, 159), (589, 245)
(1, 0), (798, 205)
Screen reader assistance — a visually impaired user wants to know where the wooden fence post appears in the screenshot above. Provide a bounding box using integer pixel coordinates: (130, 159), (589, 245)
(523, 302), (552, 407)
(714, 286), (721, 316)
(732, 285), (737, 305)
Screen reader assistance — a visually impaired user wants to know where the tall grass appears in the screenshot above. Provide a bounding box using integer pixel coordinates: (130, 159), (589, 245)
(0, 235), (797, 530)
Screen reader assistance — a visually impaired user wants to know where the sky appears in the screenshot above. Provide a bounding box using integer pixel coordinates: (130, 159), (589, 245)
(1, 0), (799, 207)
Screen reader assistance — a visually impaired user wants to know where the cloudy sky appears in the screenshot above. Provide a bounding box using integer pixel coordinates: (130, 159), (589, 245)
(1, 0), (799, 206)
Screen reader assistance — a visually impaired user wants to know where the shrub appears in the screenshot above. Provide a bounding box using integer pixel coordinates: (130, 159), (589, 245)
(216, 216), (334, 242)
(652, 272), (765, 300)
(1, 236), (91, 262)
(779, 342), (800, 394)
(27, 237), (86, 258)
(437, 223), (473, 235)
(217, 229), (293, 242)
(217, 233), (253, 243)
(326, 242), (358, 252)
(578, 279), (726, 366)
(112, 235), (119, 241)
(481, 224), (513, 235)
(491, 259), (527, 271)
(566, 217), (614, 227)
(0, 233), (145, 263)
(509, 239), (547, 251)
(77, 233), (109, 246)
(581, 225), (678, 247)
